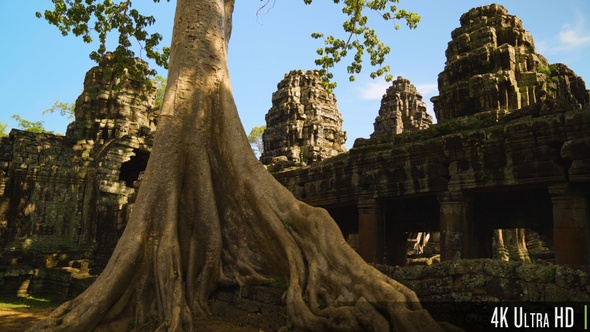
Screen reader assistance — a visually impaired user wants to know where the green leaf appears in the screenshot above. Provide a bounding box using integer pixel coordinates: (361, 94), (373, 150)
(10, 114), (49, 134)
(306, 0), (420, 91)
(39, 0), (170, 80)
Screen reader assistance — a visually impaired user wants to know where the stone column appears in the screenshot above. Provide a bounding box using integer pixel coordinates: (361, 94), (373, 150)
(357, 198), (384, 263)
(549, 184), (590, 265)
(438, 191), (473, 261)
(381, 203), (407, 266)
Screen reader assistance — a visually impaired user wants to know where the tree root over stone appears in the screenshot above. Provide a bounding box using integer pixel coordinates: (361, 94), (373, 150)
(27, 0), (456, 331)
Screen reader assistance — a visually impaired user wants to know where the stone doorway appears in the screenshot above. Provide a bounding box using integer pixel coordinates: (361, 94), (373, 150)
(118, 150), (150, 188)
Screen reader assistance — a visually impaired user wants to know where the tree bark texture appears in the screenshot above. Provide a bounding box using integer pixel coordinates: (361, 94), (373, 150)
(28, 0), (443, 331)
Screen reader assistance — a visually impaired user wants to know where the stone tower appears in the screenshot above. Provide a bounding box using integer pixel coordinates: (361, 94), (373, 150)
(261, 70), (347, 165)
(431, 4), (589, 122)
(66, 52), (158, 141)
(371, 76), (433, 138)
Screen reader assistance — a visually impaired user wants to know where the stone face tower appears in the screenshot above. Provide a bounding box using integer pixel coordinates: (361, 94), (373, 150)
(371, 76), (433, 138)
(261, 70), (347, 165)
(431, 4), (589, 122)
(66, 52), (158, 141)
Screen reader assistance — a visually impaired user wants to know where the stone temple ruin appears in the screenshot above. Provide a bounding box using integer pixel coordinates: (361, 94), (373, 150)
(371, 76), (433, 138)
(1, 5), (590, 323)
(260, 70), (347, 166)
(273, 3), (590, 269)
(0, 52), (156, 275)
(431, 4), (589, 120)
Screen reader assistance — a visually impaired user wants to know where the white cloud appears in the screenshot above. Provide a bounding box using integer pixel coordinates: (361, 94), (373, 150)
(559, 22), (590, 48)
(540, 11), (590, 54)
(415, 83), (439, 96)
(357, 80), (438, 100)
(358, 80), (391, 100)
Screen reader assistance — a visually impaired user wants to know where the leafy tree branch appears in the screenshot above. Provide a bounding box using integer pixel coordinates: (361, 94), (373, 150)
(11, 114), (50, 134)
(0, 121), (8, 137)
(305, 0), (420, 90)
(36, 0), (171, 80)
(248, 125), (266, 155)
(43, 100), (75, 118)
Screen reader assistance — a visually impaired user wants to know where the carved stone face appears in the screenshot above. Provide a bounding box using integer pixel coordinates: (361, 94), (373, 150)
(68, 54), (157, 140)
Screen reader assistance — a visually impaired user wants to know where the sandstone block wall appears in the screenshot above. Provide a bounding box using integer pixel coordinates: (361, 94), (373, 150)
(377, 259), (590, 329)
(0, 131), (88, 257)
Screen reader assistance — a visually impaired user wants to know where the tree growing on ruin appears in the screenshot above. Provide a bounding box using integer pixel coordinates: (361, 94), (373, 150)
(10, 114), (50, 134)
(247, 125), (266, 156)
(30, 1), (443, 331)
(0, 121), (8, 137)
(153, 74), (167, 109)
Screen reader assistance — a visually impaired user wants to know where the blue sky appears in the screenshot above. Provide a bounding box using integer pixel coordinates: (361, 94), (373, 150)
(1, 1), (589, 148)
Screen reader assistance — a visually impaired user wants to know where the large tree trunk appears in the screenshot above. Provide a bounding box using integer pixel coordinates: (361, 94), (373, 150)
(29, 1), (443, 331)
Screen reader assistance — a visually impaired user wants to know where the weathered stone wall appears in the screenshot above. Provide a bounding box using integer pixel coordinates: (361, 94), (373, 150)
(376, 259), (590, 329)
(0, 134), (148, 268)
(372, 76), (433, 138)
(379, 259), (590, 302)
(203, 257), (586, 329)
(0, 131), (88, 257)
(274, 107), (590, 206)
(261, 70), (347, 166)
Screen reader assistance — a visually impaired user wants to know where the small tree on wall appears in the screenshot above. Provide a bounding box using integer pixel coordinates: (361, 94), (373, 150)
(0, 121), (7, 137)
(10, 114), (50, 134)
(247, 125), (266, 156)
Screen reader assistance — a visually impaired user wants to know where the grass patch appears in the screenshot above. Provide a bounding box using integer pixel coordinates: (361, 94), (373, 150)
(0, 295), (56, 309)
(263, 277), (288, 291)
